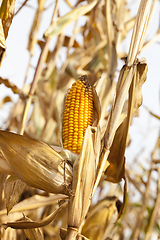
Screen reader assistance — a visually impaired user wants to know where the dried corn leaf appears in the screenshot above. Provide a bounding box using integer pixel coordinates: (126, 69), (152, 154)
(0, 77), (26, 99)
(105, 75), (135, 183)
(4, 175), (26, 214)
(0, 194), (68, 217)
(0, 19), (6, 65)
(112, 60), (147, 129)
(105, 119), (127, 183)
(0, 96), (12, 109)
(120, 59), (147, 119)
(44, 0), (98, 38)
(63, 36), (80, 48)
(0, 0), (15, 38)
(3, 202), (68, 229)
(27, 0), (46, 56)
(105, 59), (148, 183)
(0, 131), (72, 194)
(134, 59), (148, 110)
(144, 107), (160, 120)
(106, 0), (117, 81)
(102, 0), (152, 155)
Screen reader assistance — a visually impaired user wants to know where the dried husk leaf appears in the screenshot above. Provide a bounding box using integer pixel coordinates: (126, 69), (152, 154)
(0, 131), (73, 194)
(92, 86), (101, 126)
(65, 127), (97, 239)
(81, 197), (121, 240)
(104, 64), (136, 150)
(51, 146), (77, 166)
(95, 72), (116, 126)
(4, 175), (26, 214)
(91, 126), (102, 170)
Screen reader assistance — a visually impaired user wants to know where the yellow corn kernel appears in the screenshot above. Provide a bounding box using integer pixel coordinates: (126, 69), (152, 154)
(62, 75), (93, 154)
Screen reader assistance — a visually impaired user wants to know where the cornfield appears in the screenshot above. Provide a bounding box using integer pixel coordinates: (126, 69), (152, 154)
(0, 0), (160, 239)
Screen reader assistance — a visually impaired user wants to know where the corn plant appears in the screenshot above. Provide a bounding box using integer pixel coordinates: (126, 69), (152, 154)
(0, 0), (160, 239)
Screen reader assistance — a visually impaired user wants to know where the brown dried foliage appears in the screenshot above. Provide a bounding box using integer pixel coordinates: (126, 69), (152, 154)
(0, 0), (160, 239)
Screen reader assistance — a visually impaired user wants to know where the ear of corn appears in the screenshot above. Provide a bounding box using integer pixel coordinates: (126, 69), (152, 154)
(62, 75), (93, 154)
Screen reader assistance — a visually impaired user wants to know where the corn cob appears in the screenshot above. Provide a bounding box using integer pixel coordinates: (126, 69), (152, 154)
(62, 75), (93, 154)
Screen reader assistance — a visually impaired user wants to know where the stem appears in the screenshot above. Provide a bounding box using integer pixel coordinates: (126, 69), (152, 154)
(65, 227), (78, 240)
(18, 0), (60, 135)
(18, 39), (50, 135)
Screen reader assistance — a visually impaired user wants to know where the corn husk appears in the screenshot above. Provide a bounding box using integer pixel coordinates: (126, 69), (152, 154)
(0, 150), (15, 175)
(81, 196), (121, 240)
(0, 131), (73, 194)
(65, 126), (100, 240)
